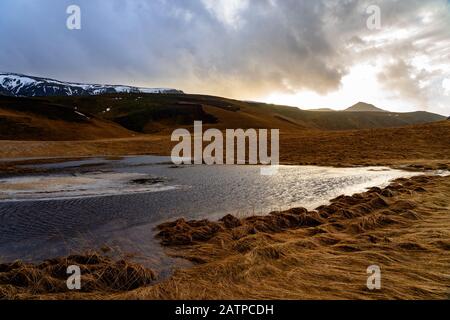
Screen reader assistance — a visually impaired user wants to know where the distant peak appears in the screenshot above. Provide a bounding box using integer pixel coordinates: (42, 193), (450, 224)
(345, 102), (387, 112)
(308, 108), (335, 112)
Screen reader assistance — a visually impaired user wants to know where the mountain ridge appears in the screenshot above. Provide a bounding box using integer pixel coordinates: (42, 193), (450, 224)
(0, 93), (446, 141)
(345, 102), (387, 112)
(0, 73), (446, 141)
(0, 72), (184, 97)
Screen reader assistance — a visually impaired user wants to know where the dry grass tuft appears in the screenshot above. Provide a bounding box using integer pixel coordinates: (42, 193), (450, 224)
(139, 175), (450, 300)
(2, 175), (450, 300)
(0, 252), (156, 300)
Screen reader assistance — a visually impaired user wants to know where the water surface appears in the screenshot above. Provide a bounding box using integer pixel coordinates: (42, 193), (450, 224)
(0, 156), (420, 271)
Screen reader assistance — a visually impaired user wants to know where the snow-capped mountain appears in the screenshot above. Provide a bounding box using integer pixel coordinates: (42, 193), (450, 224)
(0, 73), (184, 97)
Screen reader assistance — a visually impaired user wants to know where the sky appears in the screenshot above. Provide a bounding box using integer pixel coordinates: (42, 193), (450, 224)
(0, 0), (449, 115)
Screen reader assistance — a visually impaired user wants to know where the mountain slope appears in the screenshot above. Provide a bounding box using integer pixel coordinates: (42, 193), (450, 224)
(0, 73), (183, 97)
(345, 102), (387, 112)
(270, 107), (445, 130)
(0, 96), (134, 140)
(0, 93), (446, 140)
(308, 108), (335, 112)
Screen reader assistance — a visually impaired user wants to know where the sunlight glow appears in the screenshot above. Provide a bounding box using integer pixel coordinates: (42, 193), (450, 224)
(260, 63), (390, 111)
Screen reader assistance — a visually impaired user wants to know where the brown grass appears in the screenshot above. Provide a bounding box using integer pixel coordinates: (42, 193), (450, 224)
(1, 120), (449, 300)
(2, 175), (449, 300)
(128, 174), (450, 300)
(0, 121), (449, 168)
(0, 252), (156, 300)
(0, 108), (134, 141)
(278, 121), (450, 167)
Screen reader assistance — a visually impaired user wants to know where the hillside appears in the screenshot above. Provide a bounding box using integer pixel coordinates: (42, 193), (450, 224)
(0, 96), (133, 140)
(308, 108), (335, 112)
(271, 106), (445, 130)
(0, 94), (446, 141)
(345, 102), (387, 112)
(48, 94), (446, 132)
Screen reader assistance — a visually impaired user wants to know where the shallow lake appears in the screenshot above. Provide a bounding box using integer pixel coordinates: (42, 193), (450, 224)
(0, 156), (420, 272)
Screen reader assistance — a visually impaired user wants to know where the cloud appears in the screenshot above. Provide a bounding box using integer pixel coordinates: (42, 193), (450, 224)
(443, 79), (450, 96)
(0, 0), (448, 113)
(201, 0), (249, 28)
(377, 59), (433, 106)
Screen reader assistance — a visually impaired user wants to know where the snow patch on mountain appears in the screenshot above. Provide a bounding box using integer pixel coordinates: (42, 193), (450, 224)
(0, 73), (184, 97)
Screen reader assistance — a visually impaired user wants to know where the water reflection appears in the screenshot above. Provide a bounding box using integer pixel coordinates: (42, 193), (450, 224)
(0, 156), (420, 271)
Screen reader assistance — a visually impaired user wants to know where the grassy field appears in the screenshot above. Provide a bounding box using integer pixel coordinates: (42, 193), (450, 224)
(1, 121), (449, 171)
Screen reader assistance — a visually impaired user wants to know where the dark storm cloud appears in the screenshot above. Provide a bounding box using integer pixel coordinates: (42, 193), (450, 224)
(0, 0), (207, 84)
(0, 0), (449, 109)
(0, 0), (354, 94)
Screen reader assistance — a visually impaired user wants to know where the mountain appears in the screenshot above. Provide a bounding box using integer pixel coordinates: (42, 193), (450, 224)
(0, 73), (183, 97)
(345, 102), (387, 112)
(0, 93), (445, 141)
(308, 108), (335, 112)
(0, 72), (446, 141)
